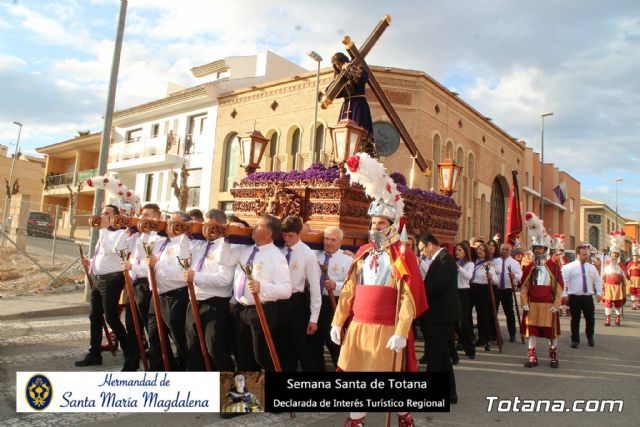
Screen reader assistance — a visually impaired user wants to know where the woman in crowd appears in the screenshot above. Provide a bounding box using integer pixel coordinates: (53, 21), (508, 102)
(469, 242), (498, 351)
(453, 241), (476, 359)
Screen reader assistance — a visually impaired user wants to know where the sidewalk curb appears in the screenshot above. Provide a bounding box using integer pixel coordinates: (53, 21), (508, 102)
(0, 304), (89, 321)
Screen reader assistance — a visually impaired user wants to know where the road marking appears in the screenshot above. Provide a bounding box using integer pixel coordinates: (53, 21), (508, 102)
(0, 330), (89, 346)
(455, 365), (608, 380)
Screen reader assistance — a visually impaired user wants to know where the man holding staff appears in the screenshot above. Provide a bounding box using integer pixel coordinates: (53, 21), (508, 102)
(232, 214), (292, 371)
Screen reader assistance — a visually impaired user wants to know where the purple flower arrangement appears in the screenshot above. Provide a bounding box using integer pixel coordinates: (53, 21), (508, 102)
(240, 164), (455, 206)
(390, 172), (456, 205)
(241, 163), (340, 183)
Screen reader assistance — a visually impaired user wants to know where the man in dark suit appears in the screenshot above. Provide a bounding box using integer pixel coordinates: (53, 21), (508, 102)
(419, 232), (461, 404)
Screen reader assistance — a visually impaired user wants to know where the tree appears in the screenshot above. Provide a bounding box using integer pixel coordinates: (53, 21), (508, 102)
(66, 181), (83, 240)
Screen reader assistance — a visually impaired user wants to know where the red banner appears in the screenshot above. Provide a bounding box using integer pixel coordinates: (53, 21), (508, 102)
(506, 170), (523, 245)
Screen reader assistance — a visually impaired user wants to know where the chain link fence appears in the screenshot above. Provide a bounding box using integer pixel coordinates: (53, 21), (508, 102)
(1, 195), (93, 297)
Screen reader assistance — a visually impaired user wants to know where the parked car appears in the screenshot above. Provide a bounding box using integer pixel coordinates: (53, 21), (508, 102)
(26, 211), (54, 238)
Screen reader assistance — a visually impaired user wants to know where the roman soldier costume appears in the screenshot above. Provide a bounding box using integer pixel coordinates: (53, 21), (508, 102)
(626, 241), (640, 310)
(331, 152), (428, 427)
(520, 212), (563, 369)
(602, 231), (628, 326)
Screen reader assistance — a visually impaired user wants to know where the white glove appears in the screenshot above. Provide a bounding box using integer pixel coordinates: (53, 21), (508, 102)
(550, 306), (559, 313)
(330, 325), (342, 345)
(386, 335), (407, 352)
(522, 304), (529, 312)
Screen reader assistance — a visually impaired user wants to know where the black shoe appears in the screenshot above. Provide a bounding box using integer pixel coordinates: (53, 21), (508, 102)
(509, 335), (515, 343)
(571, 342), (579, 349)
(451, 355), (460, 365)
(75, 353), (102, 367)
(588, 338), (595, 347)
(468, 353), (476, 360)
(456, 343), (463, 351)
(484, 344), (491, 352)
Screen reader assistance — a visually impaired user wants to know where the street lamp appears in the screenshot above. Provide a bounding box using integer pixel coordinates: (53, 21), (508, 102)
(238, 130), (269, 174)
(1, 121), (23, 239)
(307, 51), (322, 163)
(437, 158), (463, 197)
(615, 178), (623, 230)
(540, 112), (553, 221)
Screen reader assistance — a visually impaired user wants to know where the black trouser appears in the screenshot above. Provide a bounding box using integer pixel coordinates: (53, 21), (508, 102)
(276, 292), (315, 372)
(89, 272), (128, 357)
(157, 287), (189, 371)
(147, 296), (176, 371)
(185, 296), (235, 371)
(455, 289), (475, 356)
(308, 295), (341, 371)
(568, 295), (595, 343)
(494, 288), (517, 338)
(123, 278), (152, 371)
(470, 283), (490, 344)
(424, 322), (457, 399)
(234, 302), (278, 371)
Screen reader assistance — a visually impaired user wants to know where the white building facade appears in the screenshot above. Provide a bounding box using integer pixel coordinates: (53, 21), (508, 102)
(108, 51), (305, 213)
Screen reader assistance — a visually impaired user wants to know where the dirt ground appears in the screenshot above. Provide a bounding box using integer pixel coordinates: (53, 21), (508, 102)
(0, 247), (84, 297)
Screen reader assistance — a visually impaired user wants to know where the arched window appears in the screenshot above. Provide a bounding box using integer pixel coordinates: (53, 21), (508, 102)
(222, 133), (240, 191)
(433, 134), (441, 191)
(467, 153), (475, 206)
(291, 128), (301, 170)
(480, 194), (487, 237)
(312, 124), (324, 164)
(446, 140), (454, 159)
(456, 147), (464, 206)
(268, 132), (278, 171)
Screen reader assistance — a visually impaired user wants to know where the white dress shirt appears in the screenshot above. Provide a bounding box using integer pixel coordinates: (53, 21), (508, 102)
(153, 236), (188, 294)
(457, 261), (474, 289)
(418, 257), (431, 280)
(128, 231), (158, 280)
(316, 249), (353, 297)
(469, 259), (498, 285)
(283, 241), (322, 323)
(191, 238), (236, 301)
(92, 228), (126, 275)
(494, 256), (523, 289)
(233, 242), (292, 306)
(562, 260), (603, 297)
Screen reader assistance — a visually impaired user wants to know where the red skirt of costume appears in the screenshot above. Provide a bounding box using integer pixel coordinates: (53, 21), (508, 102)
(603, 272), (625, 302)
(337, 285), (418, 372)
(521, 284), (560, 339)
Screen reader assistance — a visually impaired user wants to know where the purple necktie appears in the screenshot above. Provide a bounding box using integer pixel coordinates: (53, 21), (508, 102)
(581, 262), (588, 293)
(195, 241), (213, 272)
(286, 247), (292, 264)
(321, 253), (332, 293)
(158, 237), (170, 255)
(500, 261), (506, 289)
(236, 246), (259, 300)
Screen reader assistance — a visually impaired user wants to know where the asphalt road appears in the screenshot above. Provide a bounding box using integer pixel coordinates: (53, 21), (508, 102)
(24, 235), (88, 260)
(0, 305), (638, 426)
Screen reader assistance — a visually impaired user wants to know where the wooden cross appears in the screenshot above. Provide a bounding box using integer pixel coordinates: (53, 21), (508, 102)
(320, 15), (431, 175)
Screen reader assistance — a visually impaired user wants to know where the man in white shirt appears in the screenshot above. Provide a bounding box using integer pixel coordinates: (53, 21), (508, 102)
(561, 244), (603, 348)
(183, 209), (236, 371)
(232, 214), (292, 371)
(76, 204), (129, 367)
(494, 243), (523, 343)
(309, 225), (353, 371)
(121, 203), (161, 371)
(148, 210), (192, 370)
(275, 215), (321, 372)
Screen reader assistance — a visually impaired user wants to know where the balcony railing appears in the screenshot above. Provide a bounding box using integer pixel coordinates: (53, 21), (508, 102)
(108, 134), (207, 163)
(46, 173), (73, 188)
(77, 168), (99, 182)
